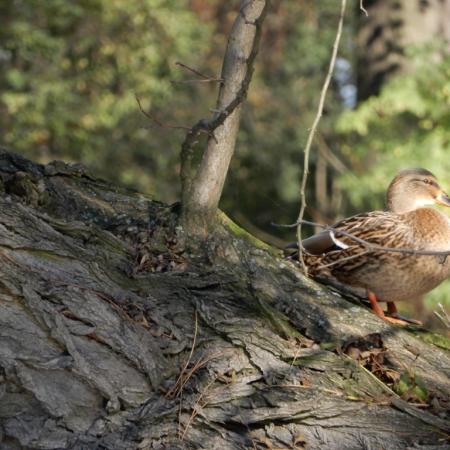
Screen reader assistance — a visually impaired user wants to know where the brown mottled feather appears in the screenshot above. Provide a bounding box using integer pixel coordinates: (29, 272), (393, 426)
(304, 208), (450, 303)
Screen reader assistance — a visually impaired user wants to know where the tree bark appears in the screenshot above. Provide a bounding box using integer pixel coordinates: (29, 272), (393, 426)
(181, 0), (268, 237)
(0, 148), (449, 449)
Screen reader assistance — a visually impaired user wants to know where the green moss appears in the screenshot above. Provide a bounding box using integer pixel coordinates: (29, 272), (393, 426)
(319, 342), (339, 351)
(289, 350), (341, 369)
(25, 249), (71, 261)
(414, 330), (450, 351)
(51, 220), (92, 240)
(50, 219), (129, 256)
(254, 296), (303, 339)
(218, 211), (282, 257)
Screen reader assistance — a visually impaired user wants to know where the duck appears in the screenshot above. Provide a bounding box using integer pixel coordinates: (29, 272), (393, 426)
(297, 168), (450, 325)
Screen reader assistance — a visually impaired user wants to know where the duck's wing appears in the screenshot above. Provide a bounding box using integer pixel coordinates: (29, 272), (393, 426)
(331, 211), (410, 249)
(294, 211), (398, 255)
(286, 211), (411, 263)
(307, 211), (415, 277)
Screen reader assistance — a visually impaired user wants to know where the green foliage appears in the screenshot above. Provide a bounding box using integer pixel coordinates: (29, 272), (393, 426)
(337, 44), (450, 211)
(0, 0), (210, 195)
(0, 1), (350, 239)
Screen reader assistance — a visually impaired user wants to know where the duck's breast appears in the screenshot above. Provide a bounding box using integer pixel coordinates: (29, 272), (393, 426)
(373, 208), (450, 301)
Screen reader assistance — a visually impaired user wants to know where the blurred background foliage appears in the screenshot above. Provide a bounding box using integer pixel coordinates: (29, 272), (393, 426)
(1, 0), (450, 324)
(338, 44), (450, 211)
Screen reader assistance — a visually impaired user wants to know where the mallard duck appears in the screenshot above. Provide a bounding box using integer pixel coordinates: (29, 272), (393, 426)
(299, 168), (450, 325)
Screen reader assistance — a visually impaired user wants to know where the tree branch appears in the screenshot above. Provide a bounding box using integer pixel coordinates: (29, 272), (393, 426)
(172, 61), (224, 84)
(360, 0), (368, 17)
(136, 95), (217, 141)
(295, 0), (347, 273)
(135, 95), (191, 131)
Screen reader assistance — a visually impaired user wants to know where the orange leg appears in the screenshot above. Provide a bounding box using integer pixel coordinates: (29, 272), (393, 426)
(387, 302), (398, 316)
(367, 291), (410, 325)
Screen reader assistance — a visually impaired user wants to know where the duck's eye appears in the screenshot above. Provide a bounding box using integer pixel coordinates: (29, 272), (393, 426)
(423, 179), (432, 185)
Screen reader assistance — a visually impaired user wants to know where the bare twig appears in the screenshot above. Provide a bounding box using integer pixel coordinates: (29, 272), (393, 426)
(174, 349), (231, 438)
(176, 352), (222, 439)
(136, 95), (217, 142)
(434, 303), (450, 329)
(343, 354), (398, 397)
(135, 95), (191, 131)
(259, 383), (314, 390)
(173, 350), (226, 399)
(360, 0), (368, 16)
(180, 376), (217, 440)
(175, 61), (223, 82)
(287, 342), (303, 375)
(171, 78), (224, 84)
(166, 310), (199, 400)
(296, 0), (347, 273)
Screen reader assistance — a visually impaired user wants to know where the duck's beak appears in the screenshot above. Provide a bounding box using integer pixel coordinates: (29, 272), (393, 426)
(436, 191), (450, 207)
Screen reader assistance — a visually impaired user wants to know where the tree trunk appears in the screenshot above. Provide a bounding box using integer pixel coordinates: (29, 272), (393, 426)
(357, 0), (450, 100)
(0, 148), (449, 450)
(181, 0), (268, 237)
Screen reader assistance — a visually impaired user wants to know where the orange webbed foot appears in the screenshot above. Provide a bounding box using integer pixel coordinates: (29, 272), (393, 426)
(367, 292), (421, 326)
(386, 313), (422, 326)
(382, 315), (412, 326)
(386, 301), (423, 325)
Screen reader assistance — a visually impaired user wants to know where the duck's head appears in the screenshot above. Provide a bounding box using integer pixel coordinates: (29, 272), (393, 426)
(387, 168), (450, 213)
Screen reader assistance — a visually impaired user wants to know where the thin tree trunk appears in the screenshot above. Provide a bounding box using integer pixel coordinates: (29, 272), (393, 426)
(181, 0), (268, 236)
